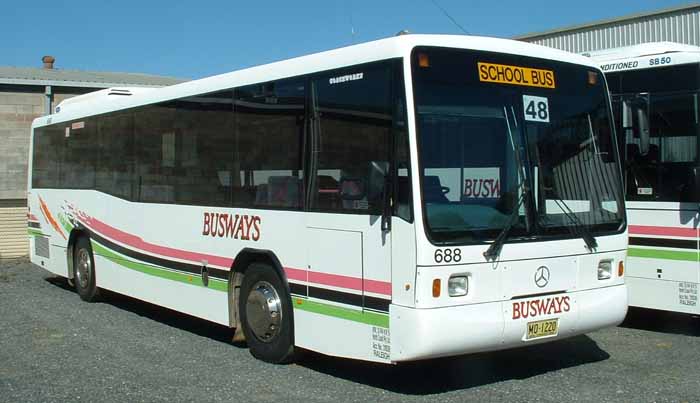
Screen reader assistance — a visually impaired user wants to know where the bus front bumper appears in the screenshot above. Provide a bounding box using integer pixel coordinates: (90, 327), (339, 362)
(389, 284), (627, 362)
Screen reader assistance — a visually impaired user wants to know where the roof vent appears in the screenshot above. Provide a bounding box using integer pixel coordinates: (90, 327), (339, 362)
(396, 30), (411, 36)
(42, 55), (55, 69)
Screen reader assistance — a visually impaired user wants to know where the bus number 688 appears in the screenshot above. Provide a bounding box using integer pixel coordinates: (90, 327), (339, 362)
(434, 248), (461, 264)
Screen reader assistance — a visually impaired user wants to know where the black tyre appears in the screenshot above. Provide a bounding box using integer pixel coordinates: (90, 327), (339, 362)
(239, 263), (295, 363)
(73, 236), (100, 302)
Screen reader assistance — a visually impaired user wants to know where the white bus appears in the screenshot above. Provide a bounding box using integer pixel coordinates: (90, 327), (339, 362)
(589, 43), (700, 314)
(28, 35), (627, 364)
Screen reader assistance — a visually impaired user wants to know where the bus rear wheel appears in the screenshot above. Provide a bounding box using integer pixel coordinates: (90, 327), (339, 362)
(239, 263), (295, 363)
(73, 236), (100, 302)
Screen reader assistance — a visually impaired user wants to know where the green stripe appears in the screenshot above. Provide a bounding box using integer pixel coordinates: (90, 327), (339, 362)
(91, 241), (228, 292)
(292, 297), (389, 328)
(28, 228), (45, 237)
(78, 220), (386, 328)
(93, 240), (388, 327)
(58, 214), (74, 233)
(628, 247), (698, 262)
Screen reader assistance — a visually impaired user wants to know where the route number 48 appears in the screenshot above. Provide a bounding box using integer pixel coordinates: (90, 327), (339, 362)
(523, 95), (549, 123)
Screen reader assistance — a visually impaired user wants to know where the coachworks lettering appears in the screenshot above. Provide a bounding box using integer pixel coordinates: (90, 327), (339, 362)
(201, 212), (261, 241)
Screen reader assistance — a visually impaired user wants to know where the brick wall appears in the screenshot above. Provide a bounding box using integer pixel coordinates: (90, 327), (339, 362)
(0, 86), (94, 258)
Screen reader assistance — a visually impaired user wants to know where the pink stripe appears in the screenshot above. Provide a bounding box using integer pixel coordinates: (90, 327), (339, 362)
(83, 215), (233, 268)
(284, 267), (307, 282)
(81, 212), (391, 296)
(307, 271), (391, 295)
(629, 225), (697, 238)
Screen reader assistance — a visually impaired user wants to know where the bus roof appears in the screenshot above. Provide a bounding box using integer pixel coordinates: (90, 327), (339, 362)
(585, 41), (700, 73)
(34, 34), (597, 128)
(586, 42), (700, 61)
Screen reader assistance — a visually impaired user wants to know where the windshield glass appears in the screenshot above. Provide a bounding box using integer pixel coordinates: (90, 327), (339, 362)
(412, 47), (625, 244)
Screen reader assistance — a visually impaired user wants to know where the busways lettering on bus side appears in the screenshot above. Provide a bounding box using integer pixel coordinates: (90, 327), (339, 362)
(201, 212), (261, 241)
(512, 296), (570, 320)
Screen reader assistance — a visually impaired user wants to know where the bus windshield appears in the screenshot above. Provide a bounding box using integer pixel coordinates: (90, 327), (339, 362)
(412, 47), (625, 245)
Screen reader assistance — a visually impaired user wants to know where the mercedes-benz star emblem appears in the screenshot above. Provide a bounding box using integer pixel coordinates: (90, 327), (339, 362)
(534, 266), (550, 288)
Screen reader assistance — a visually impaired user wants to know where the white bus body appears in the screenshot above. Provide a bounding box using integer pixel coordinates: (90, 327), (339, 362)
(28, 35), (628, 364)
(589, 42), (700, 314)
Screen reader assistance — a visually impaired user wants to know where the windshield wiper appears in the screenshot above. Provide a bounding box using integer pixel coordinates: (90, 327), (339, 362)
(484, 105), (530, 261)
(548, 194), (598, 251)
(483, 187), (528, 261)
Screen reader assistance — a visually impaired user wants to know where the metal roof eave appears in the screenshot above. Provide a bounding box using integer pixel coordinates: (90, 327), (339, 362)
(515, 3), (700, 41)
(0, 77), (170, 89)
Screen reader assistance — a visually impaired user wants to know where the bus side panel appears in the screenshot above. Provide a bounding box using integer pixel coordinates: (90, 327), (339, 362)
(28, 190), (70, 278)
(627, 203), (700, 313)
(94, 252), (230, 325)
(293, 308), (391, 363)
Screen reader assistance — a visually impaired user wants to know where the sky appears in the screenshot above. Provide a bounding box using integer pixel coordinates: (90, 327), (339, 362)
(1, 1), (692, 79)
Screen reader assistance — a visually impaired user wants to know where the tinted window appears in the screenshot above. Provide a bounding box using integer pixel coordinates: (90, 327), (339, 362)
(61, 119), (97, 189)
(309, 63), (392, 214)
(32, 124), (64, 188)
(173, 91), (235, 206)
(134, 104), (178, 203)
(97, 113), (134, 199)
(234, 80), (305, 209)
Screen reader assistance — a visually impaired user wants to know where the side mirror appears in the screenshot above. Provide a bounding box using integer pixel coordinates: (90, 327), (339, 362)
(637, 107), (650, 156)
(622, 100), (633, 129)
(689, 167), (700, 203)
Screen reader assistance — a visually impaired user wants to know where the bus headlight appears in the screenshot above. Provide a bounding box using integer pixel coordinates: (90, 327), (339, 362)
(598, 260), (612, 280)
(448, 276), (468, 297)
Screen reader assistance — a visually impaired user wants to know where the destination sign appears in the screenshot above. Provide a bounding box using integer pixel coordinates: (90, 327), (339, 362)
(478, 62), (555, 89)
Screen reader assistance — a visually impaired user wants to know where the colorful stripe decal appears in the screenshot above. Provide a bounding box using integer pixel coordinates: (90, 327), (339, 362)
(91, 241), (228, 291)
(81, 214), (233, 269)
(80, 214), (391, 297)
(41, 201), (391, 325)
(628, 247), (698, 262)
(28, 228), (45, 237)
(38, 196), (66, 240)
(93, 239), (388, 326)
(628, 225), (697, 238)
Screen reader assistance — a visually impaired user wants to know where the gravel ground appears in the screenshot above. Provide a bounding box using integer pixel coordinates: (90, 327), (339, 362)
(1, 259), (699, 403)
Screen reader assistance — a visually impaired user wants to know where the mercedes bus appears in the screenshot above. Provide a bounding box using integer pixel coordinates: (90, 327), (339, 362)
(28, 35), (627, 364)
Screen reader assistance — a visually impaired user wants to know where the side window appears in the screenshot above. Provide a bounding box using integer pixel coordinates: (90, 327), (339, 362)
(134, 104), (178, 203)
(234, 80), (305, 209)
(174, 90), (235, 206)
(97, 113), (134, 199)
(62, 119), (97, 189)
(32, 125), (64, 188)
(651, 93), (699, 202)
(309, 63), (392, 214)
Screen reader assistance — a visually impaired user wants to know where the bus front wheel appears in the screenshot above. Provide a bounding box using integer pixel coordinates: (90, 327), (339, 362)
(73, 236), (100, 302)
(239, 263), (295, 363)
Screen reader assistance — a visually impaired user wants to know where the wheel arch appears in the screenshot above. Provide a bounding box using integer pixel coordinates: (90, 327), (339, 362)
(66, 228), (90, 281)
(227, 248), (290, 330)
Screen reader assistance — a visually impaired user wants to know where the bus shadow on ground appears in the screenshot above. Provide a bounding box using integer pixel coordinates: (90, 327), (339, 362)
(297, 335), (608, 395)
(44, 275), (235, 344)
(620, 307), (700, 337)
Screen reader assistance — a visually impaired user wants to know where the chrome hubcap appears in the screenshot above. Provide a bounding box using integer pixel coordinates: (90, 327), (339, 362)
(246, 281), (282, 342)
(76, 248), (91, 289)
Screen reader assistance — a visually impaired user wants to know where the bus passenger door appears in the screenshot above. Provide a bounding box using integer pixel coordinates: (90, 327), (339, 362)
(297, 63), (395, 359)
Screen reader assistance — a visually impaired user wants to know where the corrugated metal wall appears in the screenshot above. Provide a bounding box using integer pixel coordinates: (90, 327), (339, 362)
(0, 200), (28, 259)
(521, 6), (700, 53)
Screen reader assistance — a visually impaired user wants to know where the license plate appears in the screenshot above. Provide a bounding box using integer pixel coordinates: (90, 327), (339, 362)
(526, 318), (559, 340)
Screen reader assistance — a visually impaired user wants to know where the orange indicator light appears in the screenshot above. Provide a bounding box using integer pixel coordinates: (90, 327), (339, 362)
(432, 279), (441, 298)
(618, 261), (624, 277)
